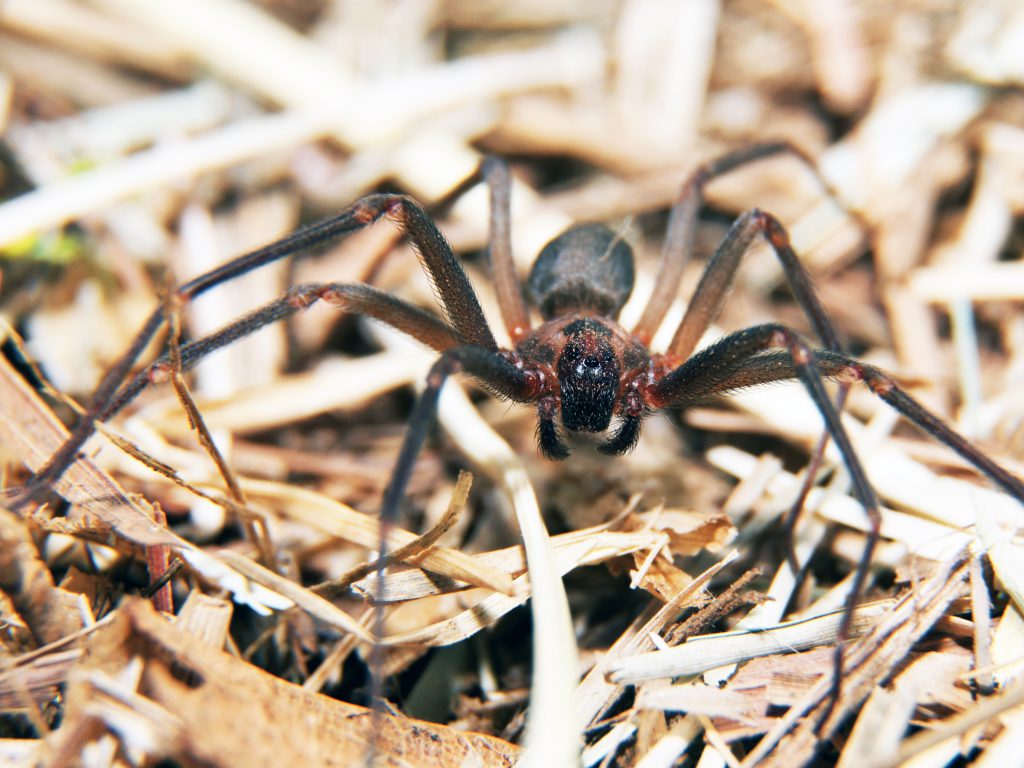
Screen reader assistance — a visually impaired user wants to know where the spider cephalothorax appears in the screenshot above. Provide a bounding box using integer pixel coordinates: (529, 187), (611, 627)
(517, 311), (647, 459)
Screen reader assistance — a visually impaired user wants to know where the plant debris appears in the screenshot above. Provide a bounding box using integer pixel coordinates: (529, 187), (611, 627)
(2, 1), (1024, 766)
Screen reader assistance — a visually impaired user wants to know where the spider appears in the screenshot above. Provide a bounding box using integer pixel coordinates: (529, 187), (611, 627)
(20, 143), (1024, 707)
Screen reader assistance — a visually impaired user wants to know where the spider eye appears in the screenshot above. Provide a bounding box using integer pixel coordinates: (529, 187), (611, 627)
(575, 356), (602, 375)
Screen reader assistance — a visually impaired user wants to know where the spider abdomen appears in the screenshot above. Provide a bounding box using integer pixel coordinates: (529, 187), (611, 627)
(527, 224), (635, 320)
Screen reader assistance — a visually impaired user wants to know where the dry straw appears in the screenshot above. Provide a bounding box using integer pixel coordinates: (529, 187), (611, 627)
(3, 1), (1024, 766)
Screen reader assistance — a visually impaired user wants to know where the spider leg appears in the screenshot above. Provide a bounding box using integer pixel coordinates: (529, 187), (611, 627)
(23, 194), (496, 502)
(380, 344), (536, 533)
(102, 283), (465, 423)
(649, 323), (880, 713)
(668, 208), (844, 363)
(633, 142), (845, 347)
(369, 343), (537, 704)
(537, 395), (569, 460)
(386, 196), (498, 350)
(664, 204), (854, 571)
(481, 157), (532, 343)
(664, 343), (1024, 499)
(446, 157), (532, 343)
(815, 351), (1024, 498)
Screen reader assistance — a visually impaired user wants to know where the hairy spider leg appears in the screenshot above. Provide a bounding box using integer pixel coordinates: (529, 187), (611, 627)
(481, 157), (532, 343)
(431, 157), (531, 344)
(632, 141), (850, 350)
(649, 326), (1024, 728)
(629, 144), (857, 572)
(651, 322), (876, 725)
(363, 343), (536, 736)
(106, 283), (464, 420)
(668, 207), (855, 568)
(669, 209), (843, 360)
(662, 344), (1024, 501)
(22, 194), (497, 504)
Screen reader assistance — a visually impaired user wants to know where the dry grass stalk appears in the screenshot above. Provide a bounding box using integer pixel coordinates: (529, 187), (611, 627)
(747, 552), (971, 766)
(610, 599), (895, 685)
(2, 2), (1024, 766)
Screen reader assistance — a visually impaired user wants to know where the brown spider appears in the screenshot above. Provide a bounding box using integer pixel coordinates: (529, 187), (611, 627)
(21, 143), (1024, 708)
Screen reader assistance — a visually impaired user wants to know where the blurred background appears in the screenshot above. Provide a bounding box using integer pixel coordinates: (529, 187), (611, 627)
(2, 1), (1024, 765)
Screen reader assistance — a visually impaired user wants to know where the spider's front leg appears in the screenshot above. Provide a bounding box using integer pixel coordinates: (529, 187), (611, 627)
(22, 191), (496, 505)
(648, 321), (882, 721)
(648, 321), (1024, 730)
(649, 322), (883, 570)
(668, 207), (845, 364)
(363, 342), (539, 717)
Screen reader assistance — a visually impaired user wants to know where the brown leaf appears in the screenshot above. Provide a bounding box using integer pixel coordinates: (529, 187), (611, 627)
(59, 599), (520, 767)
